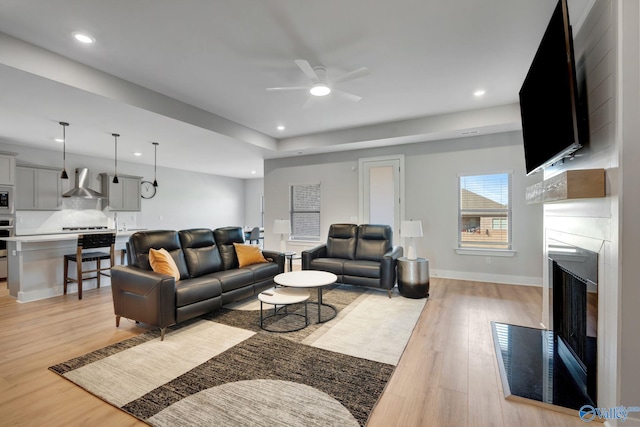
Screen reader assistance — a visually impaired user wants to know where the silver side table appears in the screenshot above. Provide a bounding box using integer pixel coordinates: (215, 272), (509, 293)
(397, 257), (430, 299)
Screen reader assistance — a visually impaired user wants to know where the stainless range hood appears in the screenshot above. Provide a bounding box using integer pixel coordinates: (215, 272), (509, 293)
(62, 168), (104, 199)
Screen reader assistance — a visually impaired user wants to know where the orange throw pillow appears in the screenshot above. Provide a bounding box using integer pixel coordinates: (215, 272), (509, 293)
(149, 248), (181, 282)
(233, 243), (268, 268)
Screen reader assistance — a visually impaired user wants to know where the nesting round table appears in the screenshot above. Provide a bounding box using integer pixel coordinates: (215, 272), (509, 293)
(274, 270), (338, 323)
(258, 287), (310, 332)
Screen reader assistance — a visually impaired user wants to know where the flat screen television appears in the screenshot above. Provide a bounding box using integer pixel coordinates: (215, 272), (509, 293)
(519, 0), (586, 175)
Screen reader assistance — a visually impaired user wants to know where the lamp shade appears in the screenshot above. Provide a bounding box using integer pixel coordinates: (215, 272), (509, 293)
(273, 219), (291, 234)
(401, 220), (423, 238)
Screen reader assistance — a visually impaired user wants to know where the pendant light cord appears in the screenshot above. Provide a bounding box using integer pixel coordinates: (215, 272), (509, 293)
(112, 133), (120, 184)
(152, 142), (159, 187)
(59, 122), (69, 179)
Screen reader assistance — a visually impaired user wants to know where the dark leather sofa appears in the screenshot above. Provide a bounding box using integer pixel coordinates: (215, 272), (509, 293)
(110, 227), (284, 340)
(302, 224), (403, 297)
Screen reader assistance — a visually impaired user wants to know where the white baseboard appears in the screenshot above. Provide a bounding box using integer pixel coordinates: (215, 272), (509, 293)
(17, 281), (111, 303)
(431, 268), (542, 287)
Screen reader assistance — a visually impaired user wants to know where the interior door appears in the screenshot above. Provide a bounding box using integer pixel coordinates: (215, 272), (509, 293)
(359, 155), (404, 244)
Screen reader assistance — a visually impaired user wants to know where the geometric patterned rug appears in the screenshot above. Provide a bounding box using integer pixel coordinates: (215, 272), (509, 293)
(50, 285), (427, 426)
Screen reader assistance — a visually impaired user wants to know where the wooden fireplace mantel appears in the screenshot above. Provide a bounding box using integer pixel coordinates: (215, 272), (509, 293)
(526, 169), (605, 204)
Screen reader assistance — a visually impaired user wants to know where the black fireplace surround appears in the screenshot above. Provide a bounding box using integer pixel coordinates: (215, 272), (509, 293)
(492, 239), (597, 411)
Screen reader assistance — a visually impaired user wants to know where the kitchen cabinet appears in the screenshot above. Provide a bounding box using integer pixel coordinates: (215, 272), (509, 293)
(16, 166), (62, 210)
(100, 173), (142, 211)
(0, 152), (17, 185)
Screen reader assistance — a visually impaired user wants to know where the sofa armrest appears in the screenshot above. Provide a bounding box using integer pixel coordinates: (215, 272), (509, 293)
(111, 265), (177, 329)
(263, 250), (285, 273)
(302, 244), (327, 270)
(379, 245), (404, 290)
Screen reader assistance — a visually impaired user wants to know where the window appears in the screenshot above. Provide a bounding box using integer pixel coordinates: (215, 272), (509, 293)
(290, 183), (320, 241)
(458, 173), (511, 250)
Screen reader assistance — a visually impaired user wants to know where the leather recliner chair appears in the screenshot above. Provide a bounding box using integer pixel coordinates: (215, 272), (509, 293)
(302, 224), (403, 297)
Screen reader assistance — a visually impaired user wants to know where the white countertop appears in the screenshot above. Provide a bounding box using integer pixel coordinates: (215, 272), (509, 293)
(1, 229), (146, 243)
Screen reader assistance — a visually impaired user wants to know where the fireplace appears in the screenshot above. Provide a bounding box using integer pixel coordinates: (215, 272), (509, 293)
(548, 239), (598, 406)
(492, 239), (598, 411)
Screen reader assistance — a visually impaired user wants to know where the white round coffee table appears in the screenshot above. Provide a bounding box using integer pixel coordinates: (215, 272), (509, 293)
(274, 270), (338, 323)
(258, 287), (310, 332)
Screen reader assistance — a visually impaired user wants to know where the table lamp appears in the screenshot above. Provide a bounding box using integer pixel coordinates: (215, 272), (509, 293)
(273, 219), (291, 252)
(401, 220), (423, 260)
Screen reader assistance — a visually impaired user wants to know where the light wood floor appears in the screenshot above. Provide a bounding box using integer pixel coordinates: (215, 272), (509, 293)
(0, 277), (587, 426)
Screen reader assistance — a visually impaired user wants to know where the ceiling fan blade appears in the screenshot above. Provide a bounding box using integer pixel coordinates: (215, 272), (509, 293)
(333, 67), (370, 84)
(332, 89), (362, 102)
(302, 96), (316, 109)
(266, 86), (309, 91)
(294, 59), (320, 83)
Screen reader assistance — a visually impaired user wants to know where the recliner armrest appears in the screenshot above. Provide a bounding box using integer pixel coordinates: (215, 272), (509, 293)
(263, 250), (285, 273)
(385, 245), (404, 261)
(111, 265), (177, 329)
(302, 244), (327, 270)
(379, 245), (404, 290)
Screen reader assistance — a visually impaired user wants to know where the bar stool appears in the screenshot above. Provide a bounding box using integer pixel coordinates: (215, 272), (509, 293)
(247, 227), (260, 244)
(63, 233), (116, 300)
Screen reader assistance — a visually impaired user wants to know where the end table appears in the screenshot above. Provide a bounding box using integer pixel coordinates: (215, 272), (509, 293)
(397, 257), (430, 298)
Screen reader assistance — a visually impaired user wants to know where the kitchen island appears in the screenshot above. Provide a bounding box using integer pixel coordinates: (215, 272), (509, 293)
(2, 230), (142, 302)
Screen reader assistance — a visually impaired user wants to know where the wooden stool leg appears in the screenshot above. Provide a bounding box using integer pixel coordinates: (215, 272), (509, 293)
(96, 259), (101, 288)
(63, 257), (69, 295)
(77, 259), (83, 300)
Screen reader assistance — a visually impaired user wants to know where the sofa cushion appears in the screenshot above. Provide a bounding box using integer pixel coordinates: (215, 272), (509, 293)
(179, 229), (224, 277)
(243, 261), (281, 281)
(175, 276), (222, 308)
(310, 258), (346, 276)
(355, 224), (393, 261)
(129, 230), (190, 280)
(233, 243), (268, 268)
(326, 224), (358, 260)
(212, 268), (255, 293)
(149, 248), (181, 281)
(213, 227), (245, 270)
(343, 259), (381, 279)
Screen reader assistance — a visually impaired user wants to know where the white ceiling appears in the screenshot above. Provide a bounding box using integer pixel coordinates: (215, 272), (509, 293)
(0, 0), (591, 178)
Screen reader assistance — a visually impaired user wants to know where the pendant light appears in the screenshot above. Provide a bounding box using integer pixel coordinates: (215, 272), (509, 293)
(112, 133), (120, 184)
(59, 122), (69, 179)
(152, 142), (159, 187)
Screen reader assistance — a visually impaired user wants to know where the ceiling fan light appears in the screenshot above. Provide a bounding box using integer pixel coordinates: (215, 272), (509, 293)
(310, 84), (331, 97)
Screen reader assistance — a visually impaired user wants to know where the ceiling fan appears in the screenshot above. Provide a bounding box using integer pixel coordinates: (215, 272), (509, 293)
(266, 59), (369, 108)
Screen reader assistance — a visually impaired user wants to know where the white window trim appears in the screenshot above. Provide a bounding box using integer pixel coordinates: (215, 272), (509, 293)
(457, 171), (513, 251)
(289, 182), (321, 242)
(455, 248), (516, 257)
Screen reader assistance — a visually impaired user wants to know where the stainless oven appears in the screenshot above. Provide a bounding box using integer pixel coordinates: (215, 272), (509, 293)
(0, 186), (14, 214)
(0, 217), (13, 258)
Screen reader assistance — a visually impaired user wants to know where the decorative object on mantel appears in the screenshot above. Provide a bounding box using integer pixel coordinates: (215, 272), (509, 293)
(273, 219), (291, 252)
(152, 142), (159, 187)
(112, 133), (120, 184)
(525, 169), (605, 204)
(401, 219), (423, 260)
(59, 122), (69, 179)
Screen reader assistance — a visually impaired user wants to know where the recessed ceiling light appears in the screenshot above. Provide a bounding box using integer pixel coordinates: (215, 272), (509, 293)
(474, 90), (486, 97)
(277, 125), (285, 131)
(73, 32), (95, 44)
(251, 170), (256, 174)
(133, 152), (142, 156)
(54, 138), (64, 143)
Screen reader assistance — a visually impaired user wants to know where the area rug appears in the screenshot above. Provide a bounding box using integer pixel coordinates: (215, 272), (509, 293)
(50, 285), (427, 426)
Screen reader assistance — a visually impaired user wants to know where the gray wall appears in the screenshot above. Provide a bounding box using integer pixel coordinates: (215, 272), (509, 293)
(264, 130), (543, 285)
(243, 178), (264, 228)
